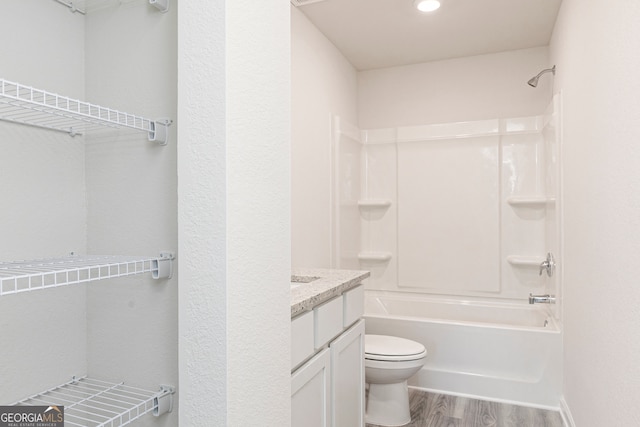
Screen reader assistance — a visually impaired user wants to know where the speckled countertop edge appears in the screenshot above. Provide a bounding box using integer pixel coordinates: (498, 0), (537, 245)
(291, 268), (370, 317)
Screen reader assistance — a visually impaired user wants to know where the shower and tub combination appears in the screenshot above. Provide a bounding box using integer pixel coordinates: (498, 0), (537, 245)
(332, 85), (563, 408)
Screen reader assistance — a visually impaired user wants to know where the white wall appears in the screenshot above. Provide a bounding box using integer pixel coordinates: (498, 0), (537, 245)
(0, 0), (87, 403)
(178, 0), (227, 422)
(358, 47), (552, 129)
(550, 1), (640, 425)
(291, 6), (358, 268)
(84, 3), (178, 426)
(179, 1), (291, 425)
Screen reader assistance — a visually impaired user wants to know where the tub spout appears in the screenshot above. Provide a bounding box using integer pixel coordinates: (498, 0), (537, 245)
(529, 294), (556, 304)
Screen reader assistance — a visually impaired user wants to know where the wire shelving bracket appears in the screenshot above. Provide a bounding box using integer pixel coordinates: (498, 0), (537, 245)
(0, 253), (175, 296)
(149, 0), (169, 13)
(13, 376), (175, 427)
(0, 78), (172, 145)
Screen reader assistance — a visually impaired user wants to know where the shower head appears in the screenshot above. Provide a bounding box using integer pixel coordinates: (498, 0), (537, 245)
(527, 65), (556, 87)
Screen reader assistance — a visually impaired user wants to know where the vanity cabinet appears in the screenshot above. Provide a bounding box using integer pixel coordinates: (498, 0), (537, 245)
(291, 284), (365, 427)
(331, 319), (365, 427)
(291, 348), (331, 427)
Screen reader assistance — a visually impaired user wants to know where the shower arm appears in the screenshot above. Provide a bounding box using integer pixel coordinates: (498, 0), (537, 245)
(528, 65), (556, 87)
(534, 66), (556, 80)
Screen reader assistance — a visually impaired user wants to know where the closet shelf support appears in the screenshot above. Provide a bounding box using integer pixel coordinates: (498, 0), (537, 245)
(154, 385), (175, 417)
(153, 252), (175, 280)
(149, 118), (172, 145)
(150, 0), (170, 13)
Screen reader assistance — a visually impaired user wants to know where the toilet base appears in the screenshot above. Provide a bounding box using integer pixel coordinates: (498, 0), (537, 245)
(365, 380), (411, 426)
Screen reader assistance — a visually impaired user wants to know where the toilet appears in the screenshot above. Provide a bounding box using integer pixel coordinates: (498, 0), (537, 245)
(364, 334), (427, 426)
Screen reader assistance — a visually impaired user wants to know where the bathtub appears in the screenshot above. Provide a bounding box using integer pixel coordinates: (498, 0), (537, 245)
(363, 291), (562, 408)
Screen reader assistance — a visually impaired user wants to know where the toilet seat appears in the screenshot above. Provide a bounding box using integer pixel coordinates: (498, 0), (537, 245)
(365, 334), (427, 362)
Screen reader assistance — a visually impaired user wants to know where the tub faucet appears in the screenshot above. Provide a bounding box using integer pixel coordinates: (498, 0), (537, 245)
(529, 294), (556, 304)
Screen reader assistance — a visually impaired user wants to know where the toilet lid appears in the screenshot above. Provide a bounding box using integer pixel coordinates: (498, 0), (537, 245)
(365, 334), (427, 361)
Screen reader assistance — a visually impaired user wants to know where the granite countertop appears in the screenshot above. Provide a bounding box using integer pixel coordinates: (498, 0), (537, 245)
(291, 268), (370, 317)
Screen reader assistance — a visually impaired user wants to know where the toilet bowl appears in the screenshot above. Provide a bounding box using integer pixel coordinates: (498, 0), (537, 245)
(365, 334), (427, 427)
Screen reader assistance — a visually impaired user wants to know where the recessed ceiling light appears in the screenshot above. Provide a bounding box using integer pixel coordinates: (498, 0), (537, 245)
(414, 0), (441, 13)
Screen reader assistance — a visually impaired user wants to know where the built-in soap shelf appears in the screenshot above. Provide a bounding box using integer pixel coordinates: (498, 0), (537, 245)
(507, 196), (556, 207)
(0, 253), (174, 296)
(0, 78), (172, 144)
(358, 252), (392, 262)
(506, 255), (545, 267)
(14, 376), (174, 426)
(357, 199), (392, 209)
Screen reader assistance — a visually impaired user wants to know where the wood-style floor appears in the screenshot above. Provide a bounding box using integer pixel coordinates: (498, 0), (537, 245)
(366, 388), (564, 427)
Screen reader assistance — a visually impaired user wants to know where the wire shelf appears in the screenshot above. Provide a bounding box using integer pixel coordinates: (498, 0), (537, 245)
(0, 78), (170, 144)
(13, 376), (174, 427)
(0, 254), (174, 296)
(52, 0), (170, 15)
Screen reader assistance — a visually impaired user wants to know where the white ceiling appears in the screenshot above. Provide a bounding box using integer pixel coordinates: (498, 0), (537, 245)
(295, 0), (562, 71)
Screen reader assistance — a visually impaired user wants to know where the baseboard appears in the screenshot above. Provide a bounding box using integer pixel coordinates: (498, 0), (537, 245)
(560, 396), (576, 427)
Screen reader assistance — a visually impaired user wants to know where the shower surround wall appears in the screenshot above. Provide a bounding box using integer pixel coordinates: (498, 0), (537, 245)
(335, 112), (560, 303)
(0, 2), (178, 425)
(349, 46), (559, 303)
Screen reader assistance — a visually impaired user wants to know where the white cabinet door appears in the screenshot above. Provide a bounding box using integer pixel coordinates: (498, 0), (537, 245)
(292, 348), (331, 427)
(331, 319), (365, 427)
